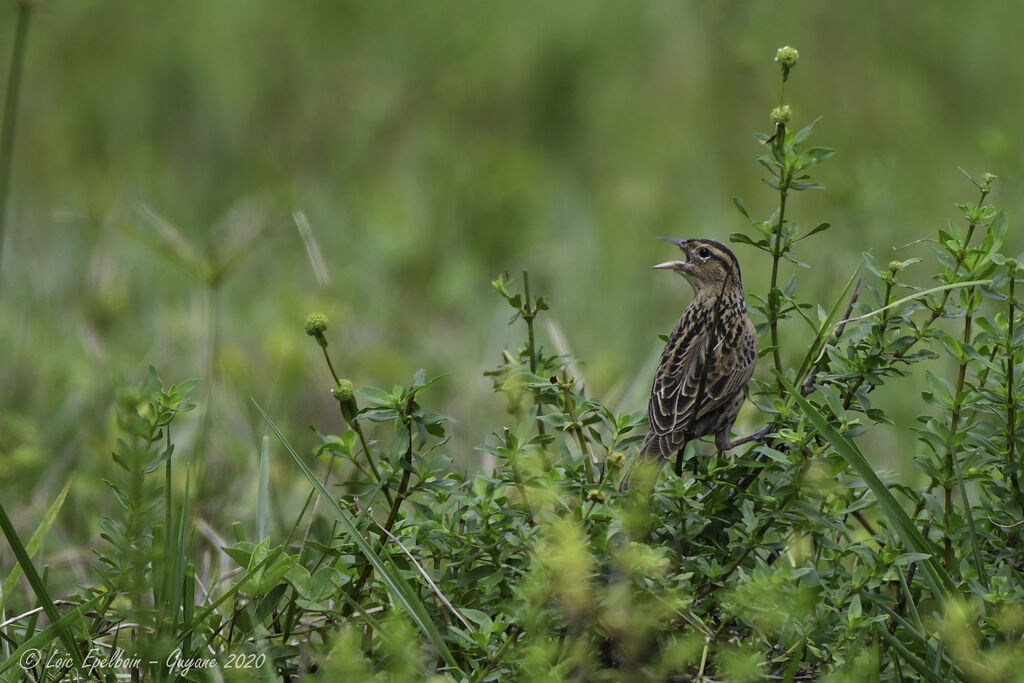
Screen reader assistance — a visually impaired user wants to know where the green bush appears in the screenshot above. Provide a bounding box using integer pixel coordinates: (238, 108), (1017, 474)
(3, 45), (1023, 682)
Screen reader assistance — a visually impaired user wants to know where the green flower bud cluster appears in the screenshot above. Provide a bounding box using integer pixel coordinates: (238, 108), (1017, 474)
(775, 45), (799, 83)
(884, 260), (903, 285)
(305, 313), (329, 349)
(775, 46), (799, 68)
(770, 105), (792, 125)
(333, 378), (359, 423)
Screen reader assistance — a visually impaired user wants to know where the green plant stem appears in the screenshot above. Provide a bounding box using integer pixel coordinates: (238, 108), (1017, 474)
(942, 286), (976, 567)
(0, 1), (31, 279)
(161, 429), (174, 636)
(380, 408), (415, 536)
(1007, 272), (1022, 505)
(315, 343), (391, 503)
(768, 179), (789, 384)
(318, 339), (341, 385)
(351, 419), (391, 505)
(930, 184), (990, 567)
(522, 270), (547, 439)
(345, 399), (416, 614)
(765, 65), (794, 386)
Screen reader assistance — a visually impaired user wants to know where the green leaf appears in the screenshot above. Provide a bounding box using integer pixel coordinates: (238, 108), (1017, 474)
(848, 593), (862, 623)
(793, 116), (822, 145)
(357, 386), (397, 407)
(794, 223), (831, 243)
(799, 146), (836, 167)
(144, 444), (176, 473)
(732, 196), (752, 222)
(924, 371), (955, 408)
(730, 232), (769, 251)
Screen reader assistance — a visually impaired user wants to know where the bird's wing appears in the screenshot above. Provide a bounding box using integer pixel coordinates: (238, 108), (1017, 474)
(692, 313), (758, 419)
(647, 306), (757, 451)
(647, 306), (709, 447)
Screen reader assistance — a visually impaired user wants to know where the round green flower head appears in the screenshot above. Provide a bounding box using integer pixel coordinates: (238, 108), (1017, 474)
(586, 489), (606, 504)
(608, 451), (626, 469)
(333, 379), (354, 403)
(775, 45), (799, 68)
(770, 105), (792, 125)
(305, 313), (328, 337)
(888, 260), (903, 273)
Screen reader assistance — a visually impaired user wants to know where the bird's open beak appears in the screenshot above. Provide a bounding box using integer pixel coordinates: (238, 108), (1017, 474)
(652, 260), (686, 270)
(654, 237), (690, 271)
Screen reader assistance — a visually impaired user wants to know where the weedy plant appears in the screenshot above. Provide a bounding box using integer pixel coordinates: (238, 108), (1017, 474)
(2, 45), (1023, 682)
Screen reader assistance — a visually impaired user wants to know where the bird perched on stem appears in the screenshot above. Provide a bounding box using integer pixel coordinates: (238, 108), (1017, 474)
(618, 238), (758, 491)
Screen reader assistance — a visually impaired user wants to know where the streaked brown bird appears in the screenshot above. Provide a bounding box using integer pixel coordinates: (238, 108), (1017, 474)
(618, 237), (758, 491)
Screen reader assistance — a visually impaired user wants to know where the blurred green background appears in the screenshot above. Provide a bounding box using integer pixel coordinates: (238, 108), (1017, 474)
(1, 1), (1022, 532)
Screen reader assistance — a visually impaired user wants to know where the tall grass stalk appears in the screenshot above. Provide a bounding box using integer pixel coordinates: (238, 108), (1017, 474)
(0, 0), (31, 279)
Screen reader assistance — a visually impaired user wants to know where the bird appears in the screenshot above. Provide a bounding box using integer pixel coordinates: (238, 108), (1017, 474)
(618, 237), (758, 491)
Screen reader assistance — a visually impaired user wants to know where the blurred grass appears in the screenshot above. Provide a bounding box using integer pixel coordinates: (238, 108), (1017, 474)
(1, 0), (1022, 534)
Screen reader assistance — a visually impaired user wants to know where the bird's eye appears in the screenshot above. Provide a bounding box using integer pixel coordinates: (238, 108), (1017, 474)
(697, 247), (711, 259)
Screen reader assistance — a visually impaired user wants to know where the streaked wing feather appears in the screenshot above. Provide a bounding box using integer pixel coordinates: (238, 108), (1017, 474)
(646, 306), (757, 456)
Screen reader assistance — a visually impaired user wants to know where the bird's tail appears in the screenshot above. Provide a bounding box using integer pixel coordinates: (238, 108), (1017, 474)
(617, 433), (674, 492)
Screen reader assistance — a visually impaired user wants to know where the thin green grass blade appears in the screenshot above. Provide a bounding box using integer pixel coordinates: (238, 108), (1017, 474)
(862, 592), (963, 678)
(258, 435), (270, 541)
(0, 496), (86, 671)
(778, 373), (956, 603)
(1, 479), (72, 610)
(896, 562), (924, 633)
(182, 563), (196, 665)
(170, 468), (192, 636)
(952, 449), (987, 588)
(253, 398), (464, 674)
(874, 625), (947, 683)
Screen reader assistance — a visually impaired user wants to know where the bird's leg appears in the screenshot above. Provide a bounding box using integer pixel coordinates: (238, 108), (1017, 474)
(716, 424), (774, 451)
(673, 440), (691, 477)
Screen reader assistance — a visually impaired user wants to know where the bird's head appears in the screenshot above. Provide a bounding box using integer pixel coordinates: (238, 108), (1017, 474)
(653, 237), (743, 292)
